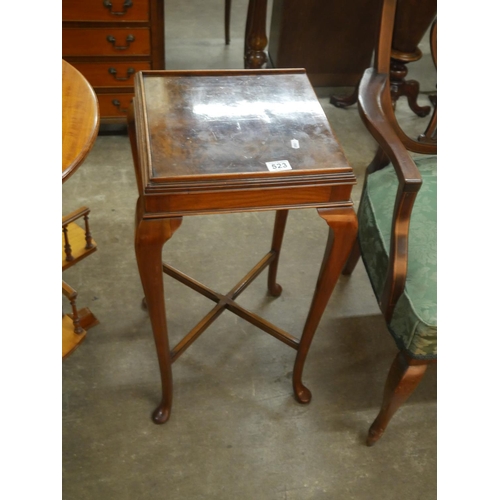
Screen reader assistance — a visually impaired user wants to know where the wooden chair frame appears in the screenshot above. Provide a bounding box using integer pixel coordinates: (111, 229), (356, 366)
(343, 0), (437, 445)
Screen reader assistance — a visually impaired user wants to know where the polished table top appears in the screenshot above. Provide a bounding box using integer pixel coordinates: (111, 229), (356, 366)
(132, 69), (355, 216)
(62, 60), (100, 183)
(138, 69), (350, 181)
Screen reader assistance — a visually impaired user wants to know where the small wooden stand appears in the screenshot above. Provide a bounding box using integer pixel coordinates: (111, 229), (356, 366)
(129, 69), (358, 423)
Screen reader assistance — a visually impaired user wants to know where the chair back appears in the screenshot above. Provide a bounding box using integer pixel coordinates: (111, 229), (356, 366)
(369, 0), (437, 155)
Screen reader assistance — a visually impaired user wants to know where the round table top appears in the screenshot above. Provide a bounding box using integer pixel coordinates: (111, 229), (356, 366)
(62, 60), (100, 183)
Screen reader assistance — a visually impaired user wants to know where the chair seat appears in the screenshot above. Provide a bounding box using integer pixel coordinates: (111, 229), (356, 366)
(358, 155), (437, 359)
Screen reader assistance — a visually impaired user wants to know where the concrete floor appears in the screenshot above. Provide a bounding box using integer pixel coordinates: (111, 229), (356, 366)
(62, 1), (437, 498)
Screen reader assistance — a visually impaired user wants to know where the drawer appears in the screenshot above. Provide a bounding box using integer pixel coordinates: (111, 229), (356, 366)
(70, 62), (151, 88)
(97, 93), (134, 117)
(62, 28), (150, 56)
(62, 0), (149, 22)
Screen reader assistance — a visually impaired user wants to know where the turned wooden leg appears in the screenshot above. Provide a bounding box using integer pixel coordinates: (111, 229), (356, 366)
(267, 210), (289, 297)
(135, 202), (182, 424)
(367, 351), (428, 446)
(330, 81), (360, 109)
(225, 0), (231, 45)
(62, 281), (84, 334)
(293, 207), (358, 403)
(390, 59), (430, 117)
(244, 0), (268, 68)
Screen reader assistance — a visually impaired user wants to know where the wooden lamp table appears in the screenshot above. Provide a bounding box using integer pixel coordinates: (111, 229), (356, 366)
(128, 69), (357, 423)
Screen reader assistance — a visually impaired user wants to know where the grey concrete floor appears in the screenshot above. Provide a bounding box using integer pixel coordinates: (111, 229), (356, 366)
(62, 1), (437, 498)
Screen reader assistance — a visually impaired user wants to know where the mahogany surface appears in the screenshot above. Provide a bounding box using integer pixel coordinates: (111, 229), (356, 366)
(268, 0), (382, 86)
(139, 71), (351, 182)
(245, 0), (382, 85)
(392, 0), (436, 54)
(129, 69), (357, 423)
(62, 60), (100, 183)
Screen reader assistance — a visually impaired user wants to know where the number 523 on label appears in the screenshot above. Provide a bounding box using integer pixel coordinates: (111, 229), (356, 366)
(265, 160), (292, 172)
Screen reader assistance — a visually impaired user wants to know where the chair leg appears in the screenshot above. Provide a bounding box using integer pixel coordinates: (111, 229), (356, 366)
(342, 238), (360, 275)
(267, 210), (288, 296)
(367, 351), (428, 446)
(225, 0), (231, 45)
(330, 81), (360, 109)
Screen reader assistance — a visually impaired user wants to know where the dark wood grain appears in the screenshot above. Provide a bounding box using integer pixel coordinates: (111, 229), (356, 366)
(137, 70), (352, 183)
(268, 0), (382, 86)
(392, 0), (437, 54)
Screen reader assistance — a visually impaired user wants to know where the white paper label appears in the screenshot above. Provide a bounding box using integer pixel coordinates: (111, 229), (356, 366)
(265, 160), (292, 172)
(291, 139), (300, 149)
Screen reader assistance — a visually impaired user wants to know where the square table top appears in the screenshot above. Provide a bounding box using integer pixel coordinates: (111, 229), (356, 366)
(133, 69), (353, 190)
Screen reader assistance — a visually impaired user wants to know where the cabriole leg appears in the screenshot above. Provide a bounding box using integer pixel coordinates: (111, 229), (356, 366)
(367, 351), (428, 446)
(135, 203), (182, 424)
(293, 207), (358, 403)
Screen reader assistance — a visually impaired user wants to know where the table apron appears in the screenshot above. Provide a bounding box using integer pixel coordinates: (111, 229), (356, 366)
(141, 183), (354, 217)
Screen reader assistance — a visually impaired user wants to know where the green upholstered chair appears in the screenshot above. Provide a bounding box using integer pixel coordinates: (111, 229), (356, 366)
(342, 0), (437, 445)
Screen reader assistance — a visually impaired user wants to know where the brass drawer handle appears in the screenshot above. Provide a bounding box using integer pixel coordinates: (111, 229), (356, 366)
(106, 34), (135, 50)
(108, 67), (135, 81)
(112, 99), (130, 114)
(103, 0), (133, 16)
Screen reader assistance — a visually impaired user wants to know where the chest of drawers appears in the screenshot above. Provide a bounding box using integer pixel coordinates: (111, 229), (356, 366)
(62, 0), (165, 127)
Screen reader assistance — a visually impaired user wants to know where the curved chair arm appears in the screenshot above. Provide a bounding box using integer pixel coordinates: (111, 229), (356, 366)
(358, 68), (423, 321)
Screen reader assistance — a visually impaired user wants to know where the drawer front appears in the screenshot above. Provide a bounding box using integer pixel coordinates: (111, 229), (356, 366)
(62, 28), (150, 56)
(97, 93), (134, 117)
(62, 0), (149, 22)
(70, 62), (150, 88)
